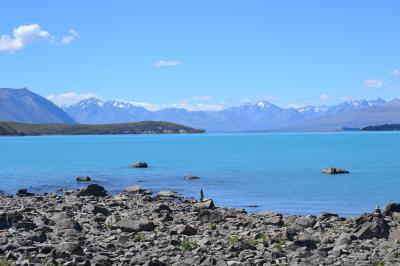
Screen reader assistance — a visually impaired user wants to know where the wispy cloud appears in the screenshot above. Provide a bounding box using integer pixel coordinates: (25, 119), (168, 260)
(61, 29), (79, 45)
(0, 24), (78, 53)
(390, 69), (400, 77)
(47, 92), (101, 106)
(153, 60), (183, 67)
(319, 94), (331, 101)
(364, 79), (384, 88)
(341, 96), (354, 101)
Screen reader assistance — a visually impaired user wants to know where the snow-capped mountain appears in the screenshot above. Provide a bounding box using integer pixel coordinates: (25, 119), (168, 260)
(63, 98), (150, 124)
(62, 97), (399, 132)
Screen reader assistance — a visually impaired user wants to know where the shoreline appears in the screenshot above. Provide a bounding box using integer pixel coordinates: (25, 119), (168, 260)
(1, 184), (400, 265)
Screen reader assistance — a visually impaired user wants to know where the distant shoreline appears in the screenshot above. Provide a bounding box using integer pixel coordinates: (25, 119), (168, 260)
(0, 120), (205, 136)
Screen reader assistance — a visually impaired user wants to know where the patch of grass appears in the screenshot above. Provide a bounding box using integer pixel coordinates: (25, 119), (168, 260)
(178, 240), (195, 251)
(0, 257), (10, 266)
(373, 261), (385, 266)
(132, 232), (146, 241)
(255, 232), (268, 241)
(246, 238), (258, 246)
(272, 240), (286, 250)
(208, 223), (217, 230)
(226, 234), (241, 245)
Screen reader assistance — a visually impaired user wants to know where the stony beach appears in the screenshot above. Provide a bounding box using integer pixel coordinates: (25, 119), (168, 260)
(1, 184), (400, 266)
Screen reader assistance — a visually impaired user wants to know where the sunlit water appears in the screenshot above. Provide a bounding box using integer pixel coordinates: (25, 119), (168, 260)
(1, 132), (399, 216)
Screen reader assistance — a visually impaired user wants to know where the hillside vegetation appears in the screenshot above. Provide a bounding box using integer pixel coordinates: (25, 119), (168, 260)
(362, 124), (400, 131)
(0, 121), (204, 136)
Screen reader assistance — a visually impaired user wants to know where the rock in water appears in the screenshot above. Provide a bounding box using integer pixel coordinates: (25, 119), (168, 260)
(129, 161), (148, 168)
(184, 175), (200, 180)
(16, 189), (34, 197)
(77, 184), (108, 197)
(321, 167), (350, 175)
(76, 176), (91, 182)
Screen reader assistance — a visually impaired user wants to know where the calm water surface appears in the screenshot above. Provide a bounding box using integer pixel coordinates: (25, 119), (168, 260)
(1, 132), (399, 216)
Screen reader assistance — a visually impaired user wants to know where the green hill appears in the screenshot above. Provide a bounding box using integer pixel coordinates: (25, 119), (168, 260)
(0, 121), (205, 136)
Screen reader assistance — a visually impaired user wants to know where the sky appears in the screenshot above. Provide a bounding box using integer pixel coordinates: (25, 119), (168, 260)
(1, 1), (400, 110)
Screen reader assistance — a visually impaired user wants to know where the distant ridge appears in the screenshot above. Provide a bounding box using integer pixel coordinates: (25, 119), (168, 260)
(0, 121), (204, 136)
(62, 97), (400, 132)
(362, 124), (400, 131)
(0, 88), (76, 124)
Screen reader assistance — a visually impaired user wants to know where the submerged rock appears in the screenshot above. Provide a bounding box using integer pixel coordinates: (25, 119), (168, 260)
(129, 161), (148, 168)
(184, 175), (200, 180)
(321, 167), (350, 174)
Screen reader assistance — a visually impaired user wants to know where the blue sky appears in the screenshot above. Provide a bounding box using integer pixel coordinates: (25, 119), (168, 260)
(1, 1), (399, 110)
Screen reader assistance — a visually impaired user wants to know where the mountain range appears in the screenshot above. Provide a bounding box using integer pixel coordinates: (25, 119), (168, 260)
(0, 88), (75, 124)
(1, 88), (400, 132)
(63, 97), (400, 132)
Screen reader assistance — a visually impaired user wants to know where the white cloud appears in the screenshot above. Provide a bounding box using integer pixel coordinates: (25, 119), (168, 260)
(153, 60), (183, 67)
(61, 29), (79, 45)
(364, 79), (384, 88)
(47, 92), (102, 106)
(0, 24), (50, 52)
(319, 94), (331, 101)
(0, 24), (78, 53)
(340, 96), (354, 101)
(390, 69), (400, 77)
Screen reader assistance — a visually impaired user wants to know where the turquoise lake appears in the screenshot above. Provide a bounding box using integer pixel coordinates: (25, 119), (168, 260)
(0, 132), (399, 216)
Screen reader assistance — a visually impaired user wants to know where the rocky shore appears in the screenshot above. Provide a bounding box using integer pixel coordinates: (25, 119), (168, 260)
(1, 185), (400, 266)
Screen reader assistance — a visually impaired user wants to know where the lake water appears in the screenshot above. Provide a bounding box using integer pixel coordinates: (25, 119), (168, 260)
(0, 132), (399, 216)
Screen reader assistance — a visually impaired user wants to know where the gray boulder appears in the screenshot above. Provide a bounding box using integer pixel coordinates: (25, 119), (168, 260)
(383, 203), (400, 216)
(85, 204), (110, 216)
(77, 184), (108, 197)
(54, 241), (83, 258)
(125, 185), (144, 193)
(353, 215), (389, 239)
(16, 189), (34, 197)
(157, 191), (178, 198)
(176, 224), (197, 236)
(199, 209), (223, 223)
(295, 216), (316, 228)
(54, 218), (82, 233)
(194, 199), (215, 209)
(115, 218), (155, 232)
